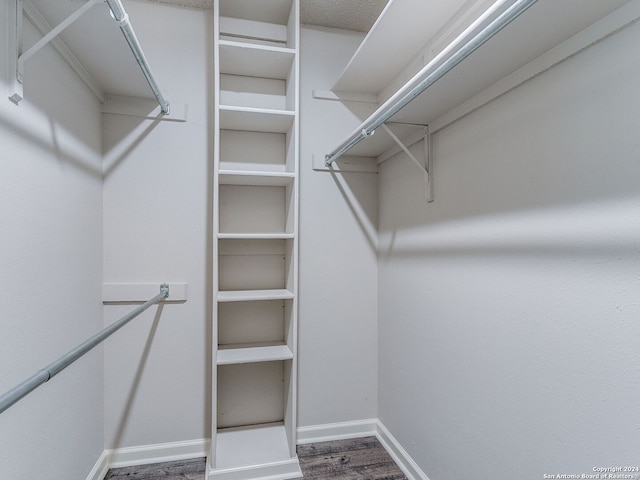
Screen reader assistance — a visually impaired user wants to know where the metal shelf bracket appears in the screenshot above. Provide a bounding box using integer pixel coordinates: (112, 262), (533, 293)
(381, 124), (433, 202)
(7, 0), (23, 104)
(8, 0), (169, 115)
(9, 0), (102, 105)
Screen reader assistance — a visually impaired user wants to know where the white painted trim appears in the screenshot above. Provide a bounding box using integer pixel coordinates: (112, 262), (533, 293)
(430, 0), (640, 134)
(374, 420), (430, 480)
(106, 438), (210, 469)
(85, 439), (208, 480)
(102, 95), (188, 122)
(296, 418), (378, 444)
(84, 420), (426, 480)
(85, 450), (109, 480)
(312, 90), (378, 104)
(208, 458), (302, 480)
(102, 283), (188, 303)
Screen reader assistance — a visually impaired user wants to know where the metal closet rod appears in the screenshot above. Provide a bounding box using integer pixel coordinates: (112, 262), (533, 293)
(105, 0), (170, 115)
(0, 284), (169, 415)
(324, 0), (539, 167)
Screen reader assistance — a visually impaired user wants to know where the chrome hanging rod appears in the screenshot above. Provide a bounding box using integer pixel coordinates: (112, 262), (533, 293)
(324, 0), (539, 166)
(104, 0), (170, 115)
(0, 284), (169, 415)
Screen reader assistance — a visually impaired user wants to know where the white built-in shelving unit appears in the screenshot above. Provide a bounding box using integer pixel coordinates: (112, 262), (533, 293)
(210, 1), (301, 479)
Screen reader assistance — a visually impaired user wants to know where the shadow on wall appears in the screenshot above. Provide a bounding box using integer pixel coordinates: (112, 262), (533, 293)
(110, 303), (164, 448)
(376, 24), (640, 253)
(324, 8), (640, 257)
(328, 169), (378, 252)
(1, 86), (164, 181)
(102, 115), (163, 178)
(0, 105), (102, 178)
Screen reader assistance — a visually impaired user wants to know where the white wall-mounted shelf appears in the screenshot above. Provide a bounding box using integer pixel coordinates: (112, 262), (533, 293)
(219, 171), (295, 187)
(217, 345), (294, 365)
(217, 289), (295, 303)
(220, 106), (295, 133)
(325, 0), (632, 162)
(218, 233), (295, 240)
(333, 0), (470, 95)
(12, 0), (172, 113)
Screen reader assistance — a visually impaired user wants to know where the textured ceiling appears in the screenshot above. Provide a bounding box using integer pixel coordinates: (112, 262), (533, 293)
(139, 0), (388, 32)
(300, 0), (388, 32)
(141, 0), (213, 9)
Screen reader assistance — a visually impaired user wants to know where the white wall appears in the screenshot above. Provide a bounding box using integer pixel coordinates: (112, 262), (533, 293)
(298, 27), (379, 428)
(378, 17), (640, 480)
(102, 1), (212, 450)
(0, 6), (104, 480)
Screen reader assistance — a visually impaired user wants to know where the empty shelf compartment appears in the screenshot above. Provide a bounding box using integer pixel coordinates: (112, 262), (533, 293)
(219, 184), (294, 235)
(217, 360), (291, 429)
(220, 129), (295, 173)
(219, 40), (295, 80)
(219, 298), (293, 346)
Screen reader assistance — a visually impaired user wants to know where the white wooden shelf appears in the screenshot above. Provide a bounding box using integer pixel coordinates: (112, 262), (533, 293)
(327, 0), (631, 161)
(219, 170), (295, 187)
(333, 0), (468, 95)
(214, 424), (301, 476)
(220, 106), (295, 133)
(12, 1), (164, 107)
(218, 233), (295, 240)
(217, 344), (293, 365)
(219, 40), (295, 79)
(217, 289), (295, 303)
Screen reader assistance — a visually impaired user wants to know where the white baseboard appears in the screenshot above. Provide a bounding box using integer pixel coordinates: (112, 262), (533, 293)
(86, 450), (110, 480)
(87, 420), (428, 480)
(86, 437), (210, 479)
(296, 418), (378, 444)
(108, 438), (209, 468)
(374, 420), (430, 480)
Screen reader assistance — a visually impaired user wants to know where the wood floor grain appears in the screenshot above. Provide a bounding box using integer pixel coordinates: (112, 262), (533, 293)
(103, 437), (406, 480)
(103, 458), (206, 480)
(298, 437), (407, 480)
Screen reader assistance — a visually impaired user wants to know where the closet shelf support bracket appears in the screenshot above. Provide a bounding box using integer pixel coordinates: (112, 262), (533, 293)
(381, 124), (433, 202)
(10, 0), (102, 104)
(8, 0), (23, 104)
(8, 0), (169, 115)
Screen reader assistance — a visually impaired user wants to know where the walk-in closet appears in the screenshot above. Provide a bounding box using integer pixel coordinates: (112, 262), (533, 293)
(2, 1), (640, 479)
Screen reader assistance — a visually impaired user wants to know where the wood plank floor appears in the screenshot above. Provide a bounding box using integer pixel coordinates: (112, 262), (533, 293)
(298, 437), (407, 480)
(103, 436), (407, 480)
(103, 457), (205, 480)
